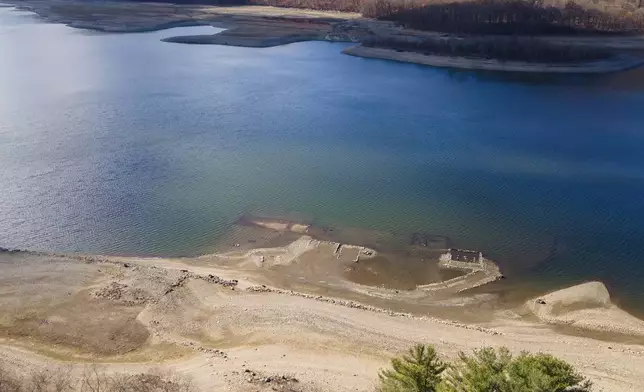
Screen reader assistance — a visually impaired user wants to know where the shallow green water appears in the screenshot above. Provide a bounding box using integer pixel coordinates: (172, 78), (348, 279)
(1, 8), (644, 312)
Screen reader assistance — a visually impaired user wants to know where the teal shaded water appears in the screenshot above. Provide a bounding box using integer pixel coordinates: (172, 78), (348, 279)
(1, 8), (644, 311)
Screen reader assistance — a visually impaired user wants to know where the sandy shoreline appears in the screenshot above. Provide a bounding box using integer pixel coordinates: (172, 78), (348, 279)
(2, 217), (644, 391)
(4, 0), (644, 73)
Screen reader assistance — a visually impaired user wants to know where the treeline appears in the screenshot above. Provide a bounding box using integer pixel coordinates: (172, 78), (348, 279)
(249, 0), (363, 11)
(363, 0), (644, 34)
(363, 35), (611, 62)
(127, 0), (644, 33)
(124, 0), (364, 12)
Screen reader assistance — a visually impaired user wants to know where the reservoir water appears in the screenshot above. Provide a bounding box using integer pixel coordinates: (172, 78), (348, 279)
(1, 8), (644, 312)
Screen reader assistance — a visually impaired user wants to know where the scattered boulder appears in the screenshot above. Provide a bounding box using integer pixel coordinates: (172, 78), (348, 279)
(0, 247), (21, 254)
(200, 274), (238, 287)
(244, 368), (299, 389)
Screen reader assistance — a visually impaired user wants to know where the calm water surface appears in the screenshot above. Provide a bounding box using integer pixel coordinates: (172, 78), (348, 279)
(1, 8), (644, 312)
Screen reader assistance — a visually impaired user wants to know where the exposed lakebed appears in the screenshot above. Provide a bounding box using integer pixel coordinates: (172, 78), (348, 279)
(2, 7), (644, 315)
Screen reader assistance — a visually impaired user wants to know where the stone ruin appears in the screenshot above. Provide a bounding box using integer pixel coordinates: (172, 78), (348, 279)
(440, 248), (484, 264)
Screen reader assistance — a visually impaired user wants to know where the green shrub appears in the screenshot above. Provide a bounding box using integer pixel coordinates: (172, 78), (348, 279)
(378, 345), (593, 392)
(438, 347), (593, 392)
(378, 344), (446, 392)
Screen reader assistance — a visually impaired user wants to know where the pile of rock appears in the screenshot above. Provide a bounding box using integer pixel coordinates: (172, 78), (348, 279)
(199, 273), (238, 288)
(180, 341), (228, 358)
(93, 281), (149, 305)
(0, 247), (21, 254)
(164, 273), (191, 295)
(244, 369), (300, 390)
(247, 285), (272, 293)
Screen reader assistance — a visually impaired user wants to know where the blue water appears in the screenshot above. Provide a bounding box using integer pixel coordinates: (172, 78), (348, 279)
(1, 8), (644, 311)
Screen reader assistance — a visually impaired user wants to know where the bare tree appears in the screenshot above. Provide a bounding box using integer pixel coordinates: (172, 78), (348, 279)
(80, 366), (109, 392)
(1, 361), (194, 392)
(0, 364), (23, 392)
(50, 366), (74, 392)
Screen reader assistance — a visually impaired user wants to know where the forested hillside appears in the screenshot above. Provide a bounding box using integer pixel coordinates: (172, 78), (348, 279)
(117, 0), (644, 33)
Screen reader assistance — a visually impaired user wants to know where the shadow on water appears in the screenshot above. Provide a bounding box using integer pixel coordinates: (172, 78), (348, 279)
(442, 64), (644, 90)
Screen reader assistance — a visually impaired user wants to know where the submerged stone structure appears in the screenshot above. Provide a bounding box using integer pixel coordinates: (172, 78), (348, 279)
(441, 248), (484, 263)
(439, 248), (486, 271)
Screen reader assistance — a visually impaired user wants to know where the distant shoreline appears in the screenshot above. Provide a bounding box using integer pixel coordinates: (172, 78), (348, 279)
(4, 0), (644, 73)
(343, 45), (644, 74)
(68, 19), (211, 34)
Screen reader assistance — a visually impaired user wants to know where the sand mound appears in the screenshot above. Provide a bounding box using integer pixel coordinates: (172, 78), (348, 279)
(527, 281), (644, 337)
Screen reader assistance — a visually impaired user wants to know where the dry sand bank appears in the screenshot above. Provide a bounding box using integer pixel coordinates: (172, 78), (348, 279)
(343, 45), (644, 73)
(525, 281), (644, 338)
(2, 227), (644, 392)
(160, 15), (360, 47)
